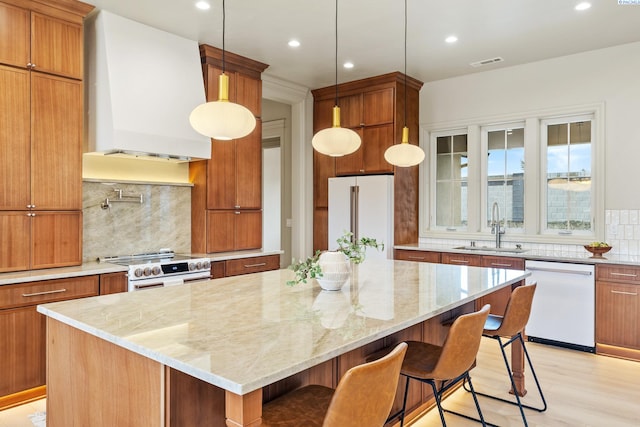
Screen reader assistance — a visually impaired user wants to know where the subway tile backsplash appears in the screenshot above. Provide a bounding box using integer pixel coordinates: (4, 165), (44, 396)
(82, 181), (191, 262)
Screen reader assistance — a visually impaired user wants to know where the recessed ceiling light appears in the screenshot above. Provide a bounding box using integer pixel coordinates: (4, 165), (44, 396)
(195, 1), (210, 10)
(343, 62), (354, 69)
(575, 2), (591, 11)
(288, 39), (300, 48)
(445, 35), (458, 44)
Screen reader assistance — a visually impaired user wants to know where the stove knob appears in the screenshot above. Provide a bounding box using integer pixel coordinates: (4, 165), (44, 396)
(196, 261), (203, 270)
(189, 262), (196, 271)
(143, 267), (151, 276)
(203, 260), (211, 269)
(152, 266), (161, 275)
(134, 268), (143, 277)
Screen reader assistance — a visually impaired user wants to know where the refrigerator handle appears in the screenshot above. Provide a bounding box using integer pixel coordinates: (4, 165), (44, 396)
(350, 185), (359, 241)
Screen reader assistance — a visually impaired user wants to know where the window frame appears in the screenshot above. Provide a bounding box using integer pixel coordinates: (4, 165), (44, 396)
(423, 103), (605, 244)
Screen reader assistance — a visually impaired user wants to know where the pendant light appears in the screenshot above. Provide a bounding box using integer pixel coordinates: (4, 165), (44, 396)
(189, 0), (256, 141)
(311, 0), (361, 157)
(384, 0), (425, 167)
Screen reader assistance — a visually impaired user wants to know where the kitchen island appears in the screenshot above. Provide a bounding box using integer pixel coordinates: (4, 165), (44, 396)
(37, 259), (529, 426)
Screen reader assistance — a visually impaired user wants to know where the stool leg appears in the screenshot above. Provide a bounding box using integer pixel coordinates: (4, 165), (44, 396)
(496, 335), (529, 426)
(465, 373), (488, 427)
(400, 376), (411, 427)
(428, 380), (448, 427)
(517, 334), (548, 412)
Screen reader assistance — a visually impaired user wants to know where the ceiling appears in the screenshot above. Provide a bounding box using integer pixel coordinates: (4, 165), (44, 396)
(83, 0), (640, 90)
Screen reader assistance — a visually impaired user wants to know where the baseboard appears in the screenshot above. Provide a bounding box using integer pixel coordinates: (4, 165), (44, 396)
(0, 385), (46, 411)
(596, 343), (640, 362)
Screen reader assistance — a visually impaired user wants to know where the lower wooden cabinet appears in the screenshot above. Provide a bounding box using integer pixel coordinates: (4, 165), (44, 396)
(206, 210), (262, 253)
(394, 249), (440, 263)
(211, 255), (280, 279)
(0, 275), (99, 408)
(441, 252), (482, 266)
(99, 272), (128, 295)
(596, 264), (640, 360)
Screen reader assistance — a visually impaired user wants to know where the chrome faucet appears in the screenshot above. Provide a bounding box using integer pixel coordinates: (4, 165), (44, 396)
(491, 202), (505, 248)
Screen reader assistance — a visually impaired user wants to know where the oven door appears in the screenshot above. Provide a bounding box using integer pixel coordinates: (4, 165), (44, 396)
(129, 271), (211, 291)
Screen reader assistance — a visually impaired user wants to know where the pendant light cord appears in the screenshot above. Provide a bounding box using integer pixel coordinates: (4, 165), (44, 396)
(334, 0), (339, 106)
(404, 0), (407, 128)
(222, 0), (226, 73)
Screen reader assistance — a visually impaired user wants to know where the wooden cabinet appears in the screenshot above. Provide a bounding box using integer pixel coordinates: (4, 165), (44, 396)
(0, 275), (98, 407)
(311, 73), (423, 252)
(441, 252), (482, 266)
(209, 255), (280, 279)
(0, 211), (82, 273)
(191, 45), (268, 254)
(596, 264), (640, 360)
(394, 249), (441, 263)
(0, 0), (91, 272)
(0, 1), (84, 79)
(99, 272), (128, 295)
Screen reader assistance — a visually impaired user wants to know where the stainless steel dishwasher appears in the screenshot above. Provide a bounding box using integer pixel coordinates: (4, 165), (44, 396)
(525, 260), (595, 352)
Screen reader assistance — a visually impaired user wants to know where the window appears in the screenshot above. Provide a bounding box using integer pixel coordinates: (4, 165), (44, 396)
(543, 116), (593, 234)
(485, 125), (525, 230)
(434, 133), (468, 230)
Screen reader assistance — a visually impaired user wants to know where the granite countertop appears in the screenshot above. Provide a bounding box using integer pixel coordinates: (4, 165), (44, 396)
(395, 243), (640, 266)
(0, 249), (284, 286)
(37, 259), (528, 395)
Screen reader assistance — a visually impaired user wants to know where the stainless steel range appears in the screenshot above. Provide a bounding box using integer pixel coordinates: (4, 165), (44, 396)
(102, 250), (211, 291)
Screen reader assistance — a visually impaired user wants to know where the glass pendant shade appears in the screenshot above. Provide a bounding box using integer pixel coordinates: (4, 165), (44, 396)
(384, 126), (425, 167)
(312, 106), (361, 156)
(189, 73), (256, 141)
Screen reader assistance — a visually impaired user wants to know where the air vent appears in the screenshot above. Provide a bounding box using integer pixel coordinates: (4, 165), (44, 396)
(470, 57), (504, 68)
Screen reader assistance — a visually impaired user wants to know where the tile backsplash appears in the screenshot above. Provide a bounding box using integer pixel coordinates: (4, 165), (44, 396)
(83, 181), (191, 262)
(605, 209), (640, 256)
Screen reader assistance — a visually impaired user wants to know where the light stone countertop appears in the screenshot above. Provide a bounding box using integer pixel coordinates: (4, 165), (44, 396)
(395, 243), (640, 266)
(37, 259), (528, 395)
(0, 262), (127, 286)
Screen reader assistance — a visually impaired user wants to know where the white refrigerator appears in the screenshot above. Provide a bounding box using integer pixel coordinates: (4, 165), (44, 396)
(328, 175), (394, 260)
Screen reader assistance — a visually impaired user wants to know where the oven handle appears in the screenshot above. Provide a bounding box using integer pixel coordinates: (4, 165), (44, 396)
(183, 274), (211, 284)
(133, 282), (165, 291)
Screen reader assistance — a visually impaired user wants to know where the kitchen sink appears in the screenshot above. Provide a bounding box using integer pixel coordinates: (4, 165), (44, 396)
(453, 246), (529, 254)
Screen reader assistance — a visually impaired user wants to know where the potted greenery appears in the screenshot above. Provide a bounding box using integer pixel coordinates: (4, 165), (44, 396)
(287, 231), (384, 289)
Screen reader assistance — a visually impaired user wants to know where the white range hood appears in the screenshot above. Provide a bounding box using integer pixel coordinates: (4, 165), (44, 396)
(85, 11), (211, 161)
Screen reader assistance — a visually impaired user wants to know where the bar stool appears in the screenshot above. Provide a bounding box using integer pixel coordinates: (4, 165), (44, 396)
(397, 304), (491, 427)
(470, 283), (547, 426)
(261, 341), (407, 427)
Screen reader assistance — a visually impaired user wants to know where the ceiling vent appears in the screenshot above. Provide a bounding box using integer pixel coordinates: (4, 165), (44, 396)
(470, 57), (504, 68)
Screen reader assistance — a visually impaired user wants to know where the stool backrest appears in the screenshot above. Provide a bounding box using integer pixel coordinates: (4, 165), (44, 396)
(492, 283), (537, 337)
(430, 304), (490, 381)
(323, 342), (408, 427)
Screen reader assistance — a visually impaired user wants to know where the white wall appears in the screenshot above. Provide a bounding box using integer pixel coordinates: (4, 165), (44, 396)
(420, 41), (640, 210)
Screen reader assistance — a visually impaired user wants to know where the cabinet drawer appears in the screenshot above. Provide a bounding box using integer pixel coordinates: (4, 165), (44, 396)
(481, 256), (524, 270)
(596, 265), (640, 284)
(394, 249), (440, 263)
(441, 253), (482, 266)
(225, 255), (280, 277)
(0, 275), (99, 309)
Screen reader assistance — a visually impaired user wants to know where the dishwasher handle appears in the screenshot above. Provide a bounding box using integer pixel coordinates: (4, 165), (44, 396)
(526, 266), (593, 276)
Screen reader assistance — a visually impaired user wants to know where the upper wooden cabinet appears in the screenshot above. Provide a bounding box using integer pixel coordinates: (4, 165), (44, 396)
(311, 73), (423, 252)
(190, 45), (269, 254)
(0, 1), (90, 79)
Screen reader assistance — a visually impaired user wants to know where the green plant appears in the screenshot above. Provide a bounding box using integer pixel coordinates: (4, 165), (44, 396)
(287, 231), (384, 286)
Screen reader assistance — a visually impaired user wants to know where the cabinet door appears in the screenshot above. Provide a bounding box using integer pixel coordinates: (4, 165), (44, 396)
(30, 12), (83, 79)
(362, 88), (394, 126)
(0, 2), (29, 68)
(235, 211), (262, 251)
(31, 73), (82, 210)
(0, 65), (30, 210)
(596, 281), (640, 349)
(441, 252), (482, 266)
(313, 98), (335, 132)
(235, 127), (262, 209)
(0, 212), (30, 273)
(207, 139), (236, 209)
(362, 124), (394, 174)
(338, 93), (362, 128)
(30, 211), (81, 269)
(236, 72), (261, 117)
(335, 128), (364, 175)
(0, 306), (45, 396)
(313, 208), (328, 252)
(100, 272), (128, 295)
(313, 151), (335, 209)
(206, 210), (235, 253)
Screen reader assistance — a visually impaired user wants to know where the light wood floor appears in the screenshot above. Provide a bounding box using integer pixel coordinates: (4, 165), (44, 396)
(0, 339), (638, 426)
(410, 338), (640, 426)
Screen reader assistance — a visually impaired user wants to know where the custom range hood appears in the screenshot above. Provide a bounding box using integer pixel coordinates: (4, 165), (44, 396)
(85, 11), (211, 161)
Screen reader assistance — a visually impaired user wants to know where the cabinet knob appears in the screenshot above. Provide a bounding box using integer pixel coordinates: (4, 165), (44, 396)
(234, 205), (240, 209)
(235, 211), (240, 215)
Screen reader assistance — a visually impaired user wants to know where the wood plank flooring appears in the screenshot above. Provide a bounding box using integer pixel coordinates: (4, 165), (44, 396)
(0, 338), (638, 426)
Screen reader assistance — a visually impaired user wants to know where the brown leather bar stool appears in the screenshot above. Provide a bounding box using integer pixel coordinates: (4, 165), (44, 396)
(469, 283), (547, 426)
(396, 304), (491, 427)
(261, 341), (407, 427)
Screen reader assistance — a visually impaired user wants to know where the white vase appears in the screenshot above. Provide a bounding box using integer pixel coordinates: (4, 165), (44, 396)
(316, 251), (350, 291)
